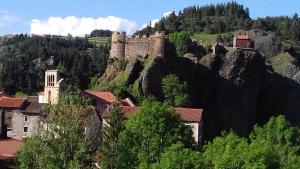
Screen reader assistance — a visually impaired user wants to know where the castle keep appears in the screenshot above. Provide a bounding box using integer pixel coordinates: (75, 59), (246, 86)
(110, 31), (166, 61)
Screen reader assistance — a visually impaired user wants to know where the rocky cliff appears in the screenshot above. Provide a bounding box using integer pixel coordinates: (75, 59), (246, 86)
(140, 48), (300, 139)
(100, 46), (300, 140)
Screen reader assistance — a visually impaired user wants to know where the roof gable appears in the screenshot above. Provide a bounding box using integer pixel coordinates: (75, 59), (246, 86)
(83, 90), (117, 103)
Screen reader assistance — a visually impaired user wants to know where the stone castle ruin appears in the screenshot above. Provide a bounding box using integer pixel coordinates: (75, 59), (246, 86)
(110, 31), (166, 61)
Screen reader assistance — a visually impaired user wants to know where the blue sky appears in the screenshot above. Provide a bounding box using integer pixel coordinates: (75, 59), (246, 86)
(0, 0), (299, 36)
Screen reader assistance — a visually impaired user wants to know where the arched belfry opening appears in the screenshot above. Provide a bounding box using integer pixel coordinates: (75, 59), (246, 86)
(41, 70), (64, 104)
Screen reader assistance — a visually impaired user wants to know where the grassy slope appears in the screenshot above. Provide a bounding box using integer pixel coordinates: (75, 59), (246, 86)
(88, 37), (110, 46)
(267, 52), (296, 73)
(191, 30), (242, 46)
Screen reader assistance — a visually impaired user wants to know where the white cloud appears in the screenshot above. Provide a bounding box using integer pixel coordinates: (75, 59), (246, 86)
(0, 10), (19, 27)
(30, 16), (138, 36)
(142, 11), (175, 28)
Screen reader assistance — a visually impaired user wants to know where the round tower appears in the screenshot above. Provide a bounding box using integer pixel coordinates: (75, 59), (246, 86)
(110, 31), (126, 60)
(152, 31), (165, 58)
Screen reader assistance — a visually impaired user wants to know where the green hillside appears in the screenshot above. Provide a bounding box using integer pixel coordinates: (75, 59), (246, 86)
(88, 37), (110, 46)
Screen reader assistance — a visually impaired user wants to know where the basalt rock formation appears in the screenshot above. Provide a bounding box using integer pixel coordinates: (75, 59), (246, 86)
(136, 48), (300, 139)
(101, 41), (300, 140)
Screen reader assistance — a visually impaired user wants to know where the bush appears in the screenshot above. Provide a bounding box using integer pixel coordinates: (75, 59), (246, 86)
(162, 74), (189, 107)
(169, 31), (192, 56)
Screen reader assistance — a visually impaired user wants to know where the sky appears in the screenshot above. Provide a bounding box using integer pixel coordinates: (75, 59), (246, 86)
(0, 0), (299, 36)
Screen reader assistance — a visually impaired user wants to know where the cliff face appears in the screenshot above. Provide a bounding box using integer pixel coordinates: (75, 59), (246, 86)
(101, 46), (300, 140)
(137, 48), (300, 139)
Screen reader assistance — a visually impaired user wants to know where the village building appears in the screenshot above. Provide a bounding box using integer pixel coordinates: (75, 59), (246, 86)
(102, 106), (204, 144)
(233, 32), (255, 49)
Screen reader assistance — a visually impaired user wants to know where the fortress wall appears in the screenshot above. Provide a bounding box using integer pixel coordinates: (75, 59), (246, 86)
(109, 31), (165, 61)
(125, 38), (153, 61)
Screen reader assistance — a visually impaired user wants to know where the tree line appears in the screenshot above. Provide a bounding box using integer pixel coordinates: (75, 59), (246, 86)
(136, 2), (300, 47)
(0, 34), (110, 95)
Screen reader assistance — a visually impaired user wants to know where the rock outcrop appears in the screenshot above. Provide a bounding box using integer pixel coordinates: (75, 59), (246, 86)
(100, 43), (300, 140)
(137, 48), (300, 139)
(248, 29), (283, 58)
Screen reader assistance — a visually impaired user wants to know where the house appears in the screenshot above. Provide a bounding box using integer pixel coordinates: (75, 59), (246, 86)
(102, 106), (204, 144)
(233, 33), (255, 49)
(0, 97), (27, 138)
(11, 102), (44, 140)
(82, 90), (135, 112)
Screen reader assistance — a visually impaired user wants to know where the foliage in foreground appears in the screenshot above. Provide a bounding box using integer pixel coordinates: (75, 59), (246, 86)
(100, 103), (125, 169)
(16, 94), (93, 169)
(203, 115), (300, 169)
(116, 99), (194, 169)
(16, 92), (300, 169)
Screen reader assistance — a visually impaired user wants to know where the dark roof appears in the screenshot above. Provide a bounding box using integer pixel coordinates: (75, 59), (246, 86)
(22, 102), (44, 114)
(103, 106), (203, 123)
(0, 97), (26, 108)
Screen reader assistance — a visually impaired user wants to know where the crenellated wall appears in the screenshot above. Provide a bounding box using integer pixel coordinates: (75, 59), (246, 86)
(109, 31), (165, 61)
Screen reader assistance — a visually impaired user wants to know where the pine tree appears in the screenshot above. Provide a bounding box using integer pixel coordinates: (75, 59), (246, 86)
(100, 103), (125, 169)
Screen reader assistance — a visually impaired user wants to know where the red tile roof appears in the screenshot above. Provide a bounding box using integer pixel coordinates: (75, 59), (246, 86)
(236, 35), (251, 40)
(103, 106), (203, 123)
(83, 90), (117, 103)
(0, 139), (23, 160)
(174, 108), (203, 123)
(0, 97), (26, 108)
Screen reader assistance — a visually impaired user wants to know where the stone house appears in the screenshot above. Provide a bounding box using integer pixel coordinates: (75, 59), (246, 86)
(233, 33), (255, 49)
(10, 102), (44, 140)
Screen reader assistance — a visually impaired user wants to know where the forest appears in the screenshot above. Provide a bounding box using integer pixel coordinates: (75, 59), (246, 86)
(0, 34), (110, 95)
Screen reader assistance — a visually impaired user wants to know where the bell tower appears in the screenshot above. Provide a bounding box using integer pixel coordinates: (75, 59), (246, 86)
(43, 70), (63, 104)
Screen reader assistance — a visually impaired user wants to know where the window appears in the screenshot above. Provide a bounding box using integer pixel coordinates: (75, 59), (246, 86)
(25, 115), (28, 122)
(24, 127), (28, 133)
(7, 117), (12, 130)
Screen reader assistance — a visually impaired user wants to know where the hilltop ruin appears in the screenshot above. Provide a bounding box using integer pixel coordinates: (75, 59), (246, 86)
(110, 31), (166, 61)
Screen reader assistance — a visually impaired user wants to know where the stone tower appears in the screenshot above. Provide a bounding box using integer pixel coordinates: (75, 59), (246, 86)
(110, 31), (126, 60)
(151, 31), (165, 57)
(43, 70), (63, 104)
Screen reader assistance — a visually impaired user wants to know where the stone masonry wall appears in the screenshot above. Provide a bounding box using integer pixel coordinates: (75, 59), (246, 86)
(11, 111), (40, 140)
(110, 31), (165, 61)
(125, 37), (153, 60)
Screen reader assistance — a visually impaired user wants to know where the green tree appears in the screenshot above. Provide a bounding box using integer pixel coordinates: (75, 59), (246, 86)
(100, 103), (125, 169)
(117, 99), (194, 169)
(168, 31), (192, 56)
(203, 116), (300, 169)
(203, 133), (248, 169)
(16, 94), (93, 169)
(162, 74), (189, 107)
(152, 143), (204, 169)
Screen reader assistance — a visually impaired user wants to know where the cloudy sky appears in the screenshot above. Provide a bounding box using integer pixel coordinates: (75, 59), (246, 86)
(0, 0), (299, 36)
